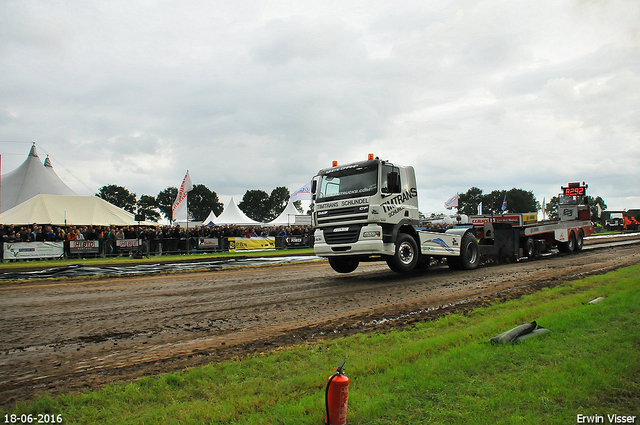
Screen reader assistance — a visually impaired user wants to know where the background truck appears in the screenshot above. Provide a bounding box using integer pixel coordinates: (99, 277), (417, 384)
(311, 155), (594, 274)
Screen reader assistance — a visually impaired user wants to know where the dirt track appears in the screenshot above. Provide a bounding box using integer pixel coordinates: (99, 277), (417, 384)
(1, 238), (639, 407)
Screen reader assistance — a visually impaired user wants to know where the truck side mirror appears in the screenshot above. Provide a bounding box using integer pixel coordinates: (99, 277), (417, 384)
(387, 172), (401, 193)
(311, 180), (317, 200)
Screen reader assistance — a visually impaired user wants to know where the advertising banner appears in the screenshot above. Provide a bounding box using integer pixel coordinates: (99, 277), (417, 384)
(228, 237), (275, 252)
(284, 236), (309, 248)
(470, 214), (522, 226)
(3, 242), (64, 260)
(70, 240), (100, 254)
(197, 238), (220, 250)
(116, 239), (141, 250)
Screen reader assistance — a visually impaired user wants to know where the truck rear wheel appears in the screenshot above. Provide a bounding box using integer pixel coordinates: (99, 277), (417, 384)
(387, 233), (419, 273)
(328, 257), (359, 273)
(457, 232), (480, 270)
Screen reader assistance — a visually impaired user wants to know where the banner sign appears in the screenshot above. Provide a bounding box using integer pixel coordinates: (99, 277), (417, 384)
(197, 238), (220, 250)
(228, 237), (275, 252)
(470, 214), (522, 226)
(284, 236), (309, 248)
(3, 242), (64, 260)
(70, 240), (100, 254)
(116, 239), (141, 249)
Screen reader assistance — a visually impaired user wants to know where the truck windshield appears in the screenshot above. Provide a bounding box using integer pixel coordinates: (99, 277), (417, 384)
(316, 165), (378, 202)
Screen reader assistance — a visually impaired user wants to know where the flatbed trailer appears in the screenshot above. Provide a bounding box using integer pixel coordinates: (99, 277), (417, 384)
(471, 211), (594, 262)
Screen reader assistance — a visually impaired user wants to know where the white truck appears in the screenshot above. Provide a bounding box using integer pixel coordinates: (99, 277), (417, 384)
(311, 154), (594, 274)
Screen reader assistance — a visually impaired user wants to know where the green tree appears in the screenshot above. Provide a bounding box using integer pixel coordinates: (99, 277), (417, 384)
(188, 184), (224, 221)
(268, 186), (291, 221)
(239, 190), (271, 222)
(502, 188), (539, 214)
(546, 196), (559, 219)
(483, 190), (505, 214)
(585, 196), (607, 221)
(156, 187), (178, 220)
(136, 194), (161, 222)
(96, 185), (137, 213)
(458, 187), (484, 216)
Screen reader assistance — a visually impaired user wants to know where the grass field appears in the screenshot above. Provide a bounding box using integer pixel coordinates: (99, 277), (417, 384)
(3, 263), (639, 424)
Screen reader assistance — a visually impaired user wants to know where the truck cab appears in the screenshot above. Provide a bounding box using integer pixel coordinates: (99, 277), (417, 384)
(312, 154), (479, 274)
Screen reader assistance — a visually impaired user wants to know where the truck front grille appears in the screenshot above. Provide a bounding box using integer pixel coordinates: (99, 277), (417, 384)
(323, 225), (362, 245)
(316, 205), (369, 225)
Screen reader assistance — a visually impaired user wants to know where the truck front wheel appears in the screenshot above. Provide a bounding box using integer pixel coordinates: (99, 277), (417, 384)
(328, 257), (360, 273)
(387, 233), (419, 273)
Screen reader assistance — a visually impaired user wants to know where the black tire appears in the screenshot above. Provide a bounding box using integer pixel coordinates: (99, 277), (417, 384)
(457, 232), (480, 270)
(328, 257), (359, 273)
(574, 229), (584, 252)
(558, 231), (576, 253)
(387, 233), (419, 273)
(523, 237), (535, 258)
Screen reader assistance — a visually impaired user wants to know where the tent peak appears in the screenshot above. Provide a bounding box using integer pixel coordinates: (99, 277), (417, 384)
(29, 142), (39, 158)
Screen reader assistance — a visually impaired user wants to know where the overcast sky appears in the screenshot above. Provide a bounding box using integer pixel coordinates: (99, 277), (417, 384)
(1, 0), (638, 216)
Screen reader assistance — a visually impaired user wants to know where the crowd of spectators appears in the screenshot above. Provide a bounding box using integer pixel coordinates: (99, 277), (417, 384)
(0, 223), (315, 257)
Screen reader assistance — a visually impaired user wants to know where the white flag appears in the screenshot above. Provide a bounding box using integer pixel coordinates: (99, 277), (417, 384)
(444, 194), (458, 210)
(477, 202), (482, 215)
(290, 181), (312, 202)
(172, 171), (193, 222)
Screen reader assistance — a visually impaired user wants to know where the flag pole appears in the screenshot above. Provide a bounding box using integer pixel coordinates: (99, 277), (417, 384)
(186, 170), (189, 255)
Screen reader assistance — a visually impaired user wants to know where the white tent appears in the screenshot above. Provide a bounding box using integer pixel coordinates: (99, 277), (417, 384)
(203, 210), (217, 226)
(1, 143), (76, 213)
(265, 201), (303, 226)
(212, 197), (262, 226)
(0, 194), (152, 226)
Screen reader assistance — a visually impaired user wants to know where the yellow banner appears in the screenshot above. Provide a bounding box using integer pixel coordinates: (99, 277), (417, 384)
(227, 237), (275, 252)
(522, 213), (538, 224)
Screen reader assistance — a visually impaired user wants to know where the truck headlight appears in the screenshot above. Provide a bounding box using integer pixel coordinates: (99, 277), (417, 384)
(363, 231), (381, 238)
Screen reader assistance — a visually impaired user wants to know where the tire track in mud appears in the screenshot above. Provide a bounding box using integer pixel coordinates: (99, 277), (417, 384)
(1, 240), (639, 407)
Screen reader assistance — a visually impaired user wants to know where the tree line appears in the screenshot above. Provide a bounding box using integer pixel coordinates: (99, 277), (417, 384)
(96, 184), (303, 223)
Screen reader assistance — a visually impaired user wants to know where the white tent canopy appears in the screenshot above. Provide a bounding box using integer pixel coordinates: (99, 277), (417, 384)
(1, 143), (76, 213)
(0, 194), (152, 226)
(212, 197), (262, 226)
(265, 201), (303, 226)
(202, 210), (217, 226)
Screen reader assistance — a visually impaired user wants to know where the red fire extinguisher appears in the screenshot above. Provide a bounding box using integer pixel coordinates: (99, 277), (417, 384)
(325, 359), (349, 425)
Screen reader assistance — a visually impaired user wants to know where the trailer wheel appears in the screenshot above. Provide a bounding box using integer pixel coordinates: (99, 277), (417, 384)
(574, 229), (584, 252)
(524, 237), (535, 258)
(558, 231), (576, 253)
(387, 233), (419, 273)
(328, 257), (359, 273)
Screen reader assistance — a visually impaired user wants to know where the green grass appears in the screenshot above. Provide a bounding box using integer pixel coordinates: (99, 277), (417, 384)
(3, 264), (639, 424)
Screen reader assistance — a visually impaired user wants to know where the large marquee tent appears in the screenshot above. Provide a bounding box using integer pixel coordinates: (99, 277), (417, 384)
(0, 194), (151, 226)
(1, 143), (76, 213)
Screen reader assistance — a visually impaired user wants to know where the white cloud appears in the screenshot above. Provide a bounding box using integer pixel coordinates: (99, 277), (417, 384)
(1, 0), (638, 215)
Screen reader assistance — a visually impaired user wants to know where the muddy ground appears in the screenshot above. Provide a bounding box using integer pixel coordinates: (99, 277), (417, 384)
(1, 237), (639, 408)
